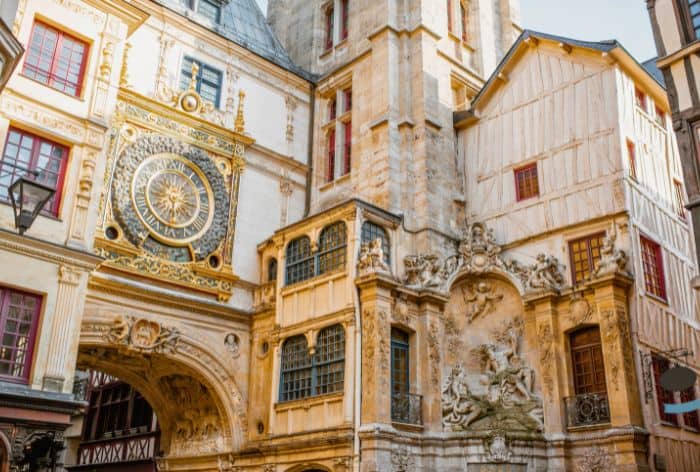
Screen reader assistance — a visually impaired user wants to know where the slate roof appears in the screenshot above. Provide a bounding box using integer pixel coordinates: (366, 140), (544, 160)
(642, 57), (665, 87)
(153, 0), (313, 80)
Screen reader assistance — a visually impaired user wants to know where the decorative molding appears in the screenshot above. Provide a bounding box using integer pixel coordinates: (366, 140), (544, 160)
(390, 446), (414, 472)
(103, 315), (180, 354)
(428, 321), (441, 387)
(119, 42), (132, 88)
(442, 317), (543, 432)
(285, 94), (298, 142)
(569, 291), (593, 326)
(99, 41), (114, 81)
(575, 446), (614, 472)
(358, 239), (391, 277)
(58, 265), (81, 286)
(484, 433), (512, 463)
(224, 333), (241, 358)
(537, 322), (555, 397)
(461, 281), (502, 323)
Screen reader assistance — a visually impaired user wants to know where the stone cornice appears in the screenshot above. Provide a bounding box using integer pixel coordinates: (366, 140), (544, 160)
(0, 228), (103, 271)
(84, 0), (150, 36)
(87, 272), (252, 324)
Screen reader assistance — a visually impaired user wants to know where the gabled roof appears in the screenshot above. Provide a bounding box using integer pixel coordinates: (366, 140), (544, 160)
(465, 30), (666, 118)
(153, 0), (313, 80)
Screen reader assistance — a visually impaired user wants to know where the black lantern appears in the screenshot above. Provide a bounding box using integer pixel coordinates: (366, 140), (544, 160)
(8, 177), (55, 235)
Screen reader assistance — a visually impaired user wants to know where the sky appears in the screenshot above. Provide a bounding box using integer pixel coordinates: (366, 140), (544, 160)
(254, 0), (657, 61)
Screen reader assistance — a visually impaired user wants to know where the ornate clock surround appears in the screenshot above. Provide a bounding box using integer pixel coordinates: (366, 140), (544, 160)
(95, 88), (252, 301)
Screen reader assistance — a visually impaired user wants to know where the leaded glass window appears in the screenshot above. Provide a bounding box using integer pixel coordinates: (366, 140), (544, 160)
(361, 221), (390, 264)
(279, 335), (312, 401)
(318, 222), (347, 275)
(285, 236), (314, 285)
(279, 325), (345, 402)
(314, 325), (345, 395)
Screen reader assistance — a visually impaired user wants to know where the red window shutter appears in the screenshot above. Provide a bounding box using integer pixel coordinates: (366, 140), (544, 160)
(327, 130), (336, 182)
(344, 120), (352, 175)
(681, 386), (700, 430)
(341, 0), (349, 40)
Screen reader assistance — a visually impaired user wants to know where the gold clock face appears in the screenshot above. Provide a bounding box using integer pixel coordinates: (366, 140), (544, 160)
(132, 153), (215, 245)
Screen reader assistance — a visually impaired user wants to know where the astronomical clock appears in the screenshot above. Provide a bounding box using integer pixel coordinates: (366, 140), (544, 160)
(94, 86), (252, 301)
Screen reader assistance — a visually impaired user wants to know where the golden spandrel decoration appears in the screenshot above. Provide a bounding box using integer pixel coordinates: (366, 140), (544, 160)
(94, 88), (252, 302)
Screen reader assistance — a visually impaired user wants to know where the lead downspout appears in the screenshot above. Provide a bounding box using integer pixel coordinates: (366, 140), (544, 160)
(352, 208), (362, 472)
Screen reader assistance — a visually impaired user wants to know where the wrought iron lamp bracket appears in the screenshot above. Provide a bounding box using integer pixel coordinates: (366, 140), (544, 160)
(641, 348), (693, 402)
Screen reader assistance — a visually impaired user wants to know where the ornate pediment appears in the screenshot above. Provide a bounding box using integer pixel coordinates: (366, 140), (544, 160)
(403, 222), (565, 294)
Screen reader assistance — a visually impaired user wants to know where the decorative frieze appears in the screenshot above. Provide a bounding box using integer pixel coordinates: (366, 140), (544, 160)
(104, 315), (180, 354)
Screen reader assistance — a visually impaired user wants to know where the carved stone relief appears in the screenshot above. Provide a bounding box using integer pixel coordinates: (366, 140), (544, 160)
(390, 446), (414, 472)
(593, 224), (632, 279)
(358, 239), (391, 276)
(224, 333), (240, 358)
(461, 281), (503, 323)
(104, 315), (180, 354)
(537, 322), (555, 397)
(569, 292), (593, 326)
(575, 446), (614, 472)
(403, 222), (565, 294)
(442, 317), (543, 432)
(484, 433), (513, 463)
(428, 321), (441, 387)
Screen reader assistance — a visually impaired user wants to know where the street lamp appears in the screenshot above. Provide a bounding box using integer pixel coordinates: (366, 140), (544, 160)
(8, 177), (55, 235)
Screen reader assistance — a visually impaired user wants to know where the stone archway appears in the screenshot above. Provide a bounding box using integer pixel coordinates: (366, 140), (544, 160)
(78, 314), (247, 462)
(0, 432), (9, 472)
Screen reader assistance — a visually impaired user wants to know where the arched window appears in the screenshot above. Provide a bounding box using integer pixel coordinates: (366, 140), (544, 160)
(286, 236), (314, 285)
(279, 325), (345, 402)
(280, 335), (312, 401)
(267, 258), (278, 282)
(361, 221), (390, 264)
(318, 222), (347, 275)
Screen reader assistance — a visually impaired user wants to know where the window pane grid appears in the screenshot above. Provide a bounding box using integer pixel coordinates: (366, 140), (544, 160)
(515, 164), (539, 201)
(641, 237), (666, 300)
(22, 22), (87, 97)
(0, 288), (41, 382)
(570, 327), (607, 395)
(180, 57), (222, 108)
(674, 180), (687, 220)
(280, 326), (345, 401)
(197, 0), (221, 22)
(681, 385), (700, 429)
(569, 233), (605, 284)
(653, 356), (678, 425)
(690, 1), (700, 38)
(285, 237), (314, 285)
(318, 222), (347, 274)
(0, 128), (68, 215)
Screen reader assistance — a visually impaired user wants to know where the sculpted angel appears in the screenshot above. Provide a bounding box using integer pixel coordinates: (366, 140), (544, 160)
(462, 282), (503, 323)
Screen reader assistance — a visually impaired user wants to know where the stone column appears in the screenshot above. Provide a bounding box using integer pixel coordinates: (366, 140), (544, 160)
(416, 291), (447, 431)
(524, 291), (565, 434)
(356, 273), (396, 425)
(42, 265), (83, 393)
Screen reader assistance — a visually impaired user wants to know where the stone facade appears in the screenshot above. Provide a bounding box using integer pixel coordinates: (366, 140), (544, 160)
(0, 1), (698, 472)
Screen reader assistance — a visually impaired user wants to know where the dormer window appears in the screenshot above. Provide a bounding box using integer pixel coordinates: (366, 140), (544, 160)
(180, 0), (221, 23)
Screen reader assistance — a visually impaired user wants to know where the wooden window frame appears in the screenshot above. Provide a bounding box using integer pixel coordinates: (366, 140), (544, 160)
(317, 221), (347, 275)
(325, 88), (352, 182)
(655, 105), (667, 128)
(324, 6), (335, 51)
(326, 129), (336, 183)
(569, 326), (607, 395)
(460, 1), (468, 42)
(514, 163), (539, 202)
(22, 21), (89, 97)
(640, 235), (667, 302)
(0, 287), (42, 384)
(0, 127), (70, 216)
(568, 232), (606, 285)
(652, 355), (679, 426)
(635, 88), (647, 111)
(680, 385), (700, 430)
(340, 0), (349, 41)
(673, 179), (687, 221)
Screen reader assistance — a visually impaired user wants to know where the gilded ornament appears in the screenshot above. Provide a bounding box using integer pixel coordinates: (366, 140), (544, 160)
(99, 42), (114, 81)
(120, 43), (132, 88)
